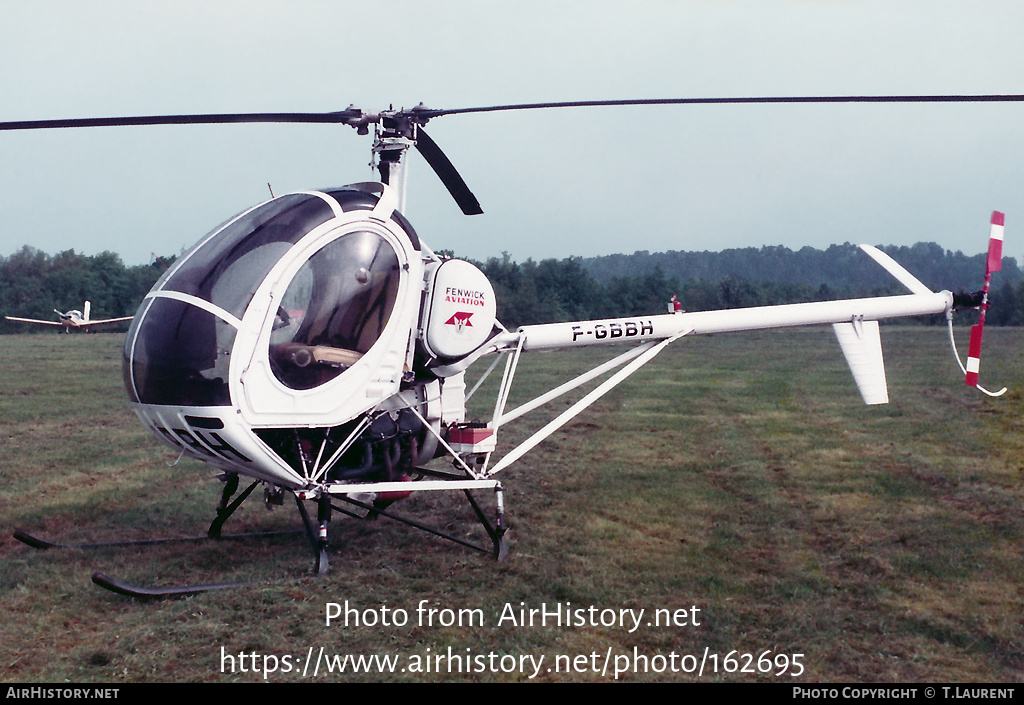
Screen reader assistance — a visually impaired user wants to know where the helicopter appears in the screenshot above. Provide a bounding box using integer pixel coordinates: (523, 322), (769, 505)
(3, 95), (1016, 597)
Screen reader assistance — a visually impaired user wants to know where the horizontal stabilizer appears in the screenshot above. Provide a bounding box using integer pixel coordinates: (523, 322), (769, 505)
(833, 320), (889, 405)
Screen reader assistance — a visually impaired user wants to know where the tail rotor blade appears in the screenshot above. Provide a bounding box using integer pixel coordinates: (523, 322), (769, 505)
(413, 127), (483, 216)
(953, 211), (1007, 396)
(965, 323), (984, 387)
(987, 211), (1004, 274)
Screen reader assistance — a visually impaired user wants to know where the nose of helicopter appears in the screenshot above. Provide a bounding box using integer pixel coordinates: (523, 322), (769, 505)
(123, 191), (336, 406)
(121, 185), (424, 486)
(131, 403), (307, 487)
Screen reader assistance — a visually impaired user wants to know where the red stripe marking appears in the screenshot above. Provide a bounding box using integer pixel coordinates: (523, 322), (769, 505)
(968, 324), (983, 358)
(988, 239), (1003, 273)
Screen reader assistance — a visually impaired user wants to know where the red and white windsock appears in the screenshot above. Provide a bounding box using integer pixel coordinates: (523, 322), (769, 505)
(964, 211), (1004, 388)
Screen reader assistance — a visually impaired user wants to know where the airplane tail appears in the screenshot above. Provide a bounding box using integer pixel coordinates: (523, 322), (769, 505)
(84, 301), (91, 322)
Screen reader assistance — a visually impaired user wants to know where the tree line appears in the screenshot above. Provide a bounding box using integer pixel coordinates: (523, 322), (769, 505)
(580, 241), (1023, 293)
(480, 242), (1024, 329)
(3, 242), (1023, 334)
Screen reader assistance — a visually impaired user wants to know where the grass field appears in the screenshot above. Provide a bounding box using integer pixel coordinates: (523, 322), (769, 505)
(1, 326), (1022, 683)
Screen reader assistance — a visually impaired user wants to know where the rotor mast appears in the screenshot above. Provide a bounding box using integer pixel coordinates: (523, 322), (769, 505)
(371, 109), (417, 214)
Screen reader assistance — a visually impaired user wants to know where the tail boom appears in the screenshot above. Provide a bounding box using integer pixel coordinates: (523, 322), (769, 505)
(518, 291), (952, 352)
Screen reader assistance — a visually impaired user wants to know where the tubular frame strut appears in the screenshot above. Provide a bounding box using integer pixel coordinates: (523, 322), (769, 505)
(329, 484), (507, 559)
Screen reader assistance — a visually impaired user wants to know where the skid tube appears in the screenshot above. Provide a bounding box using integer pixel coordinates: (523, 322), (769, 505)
(87, 493), (324, 599)
(14, 475), (310, 598)
(18, 471), (508, 598)
(13, 476), (304, 553)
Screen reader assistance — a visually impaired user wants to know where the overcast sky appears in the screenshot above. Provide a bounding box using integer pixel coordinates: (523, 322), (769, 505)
(2, 0), (1023, 267)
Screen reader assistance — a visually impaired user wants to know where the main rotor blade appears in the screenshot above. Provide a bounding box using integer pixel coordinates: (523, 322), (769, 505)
(7, 94), (1022, 131)
(414, 126), (483, 215)
(0, 110), (363, 131)
(414, 94), (1024, 119)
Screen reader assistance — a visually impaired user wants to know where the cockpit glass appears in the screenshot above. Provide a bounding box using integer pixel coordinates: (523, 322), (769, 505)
(160, 194), (334, 320)
(270, 231), (401, 390)
(125, 297), (236, 406)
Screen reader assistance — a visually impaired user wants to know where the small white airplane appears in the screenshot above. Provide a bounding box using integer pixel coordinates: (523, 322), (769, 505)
(5, 301), (133, 333)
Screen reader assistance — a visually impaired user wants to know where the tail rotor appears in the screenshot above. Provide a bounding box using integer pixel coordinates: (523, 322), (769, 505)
(950, 211), (1007, 397)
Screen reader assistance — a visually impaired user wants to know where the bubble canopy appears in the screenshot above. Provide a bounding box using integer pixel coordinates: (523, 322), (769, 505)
(123, 188), (416, 413)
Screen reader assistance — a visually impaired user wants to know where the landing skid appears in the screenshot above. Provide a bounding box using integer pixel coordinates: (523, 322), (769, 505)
(13, 477), (311, 598)
(12, 528), (303, 551)
(13, 471), (508, 598)
(13, 477), (303, 552)
(90, 572), (247, 598)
